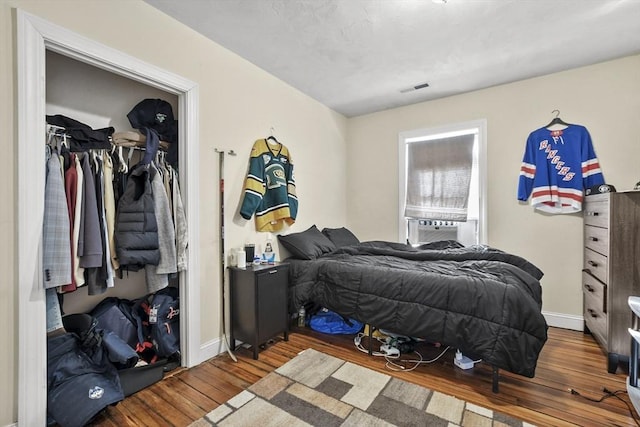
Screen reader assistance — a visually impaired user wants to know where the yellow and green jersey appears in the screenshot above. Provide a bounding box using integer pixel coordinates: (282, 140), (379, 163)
(240, 139), (298, 232)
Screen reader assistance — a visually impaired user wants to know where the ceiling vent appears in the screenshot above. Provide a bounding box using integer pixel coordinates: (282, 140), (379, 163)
(400, 82), (430, 93)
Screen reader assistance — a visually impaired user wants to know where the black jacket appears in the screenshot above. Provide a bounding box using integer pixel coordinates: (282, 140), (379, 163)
(115, 164), (160, 270)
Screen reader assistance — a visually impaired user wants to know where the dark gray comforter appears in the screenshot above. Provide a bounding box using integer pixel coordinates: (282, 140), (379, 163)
(287, 240), (548, 377)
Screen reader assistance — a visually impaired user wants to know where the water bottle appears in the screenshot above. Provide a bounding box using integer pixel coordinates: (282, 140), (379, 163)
(263, 239), (275, 264)
(237, 249), (246, 268)
(297, 306), (306, 327)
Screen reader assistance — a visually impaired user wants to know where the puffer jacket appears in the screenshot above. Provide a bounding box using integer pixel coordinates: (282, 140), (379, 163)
(115, 164), (160, 270)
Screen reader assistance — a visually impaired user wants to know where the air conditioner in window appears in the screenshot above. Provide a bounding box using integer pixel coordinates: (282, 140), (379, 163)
(410, 220), (459, 244)
(408, 219), (478, 246)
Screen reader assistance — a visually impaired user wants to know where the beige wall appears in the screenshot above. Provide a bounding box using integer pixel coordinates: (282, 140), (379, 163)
(1, 1), (347, 424)
(347, 54), (640, 323)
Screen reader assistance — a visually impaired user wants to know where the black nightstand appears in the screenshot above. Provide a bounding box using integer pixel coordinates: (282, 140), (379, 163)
(228, 263), (289, 359)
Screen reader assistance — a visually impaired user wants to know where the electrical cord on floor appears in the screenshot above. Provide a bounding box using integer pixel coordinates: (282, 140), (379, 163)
(354, 333), (452, 372)
(568, 387), (640, 427)
(384, 346), (451, 372)
(353, 332), (395, 358)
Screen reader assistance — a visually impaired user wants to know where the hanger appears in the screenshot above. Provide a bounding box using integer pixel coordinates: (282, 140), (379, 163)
(266, 126), (279, 145)
(545, 109), (570, 129)
(117, 146), (128, 174)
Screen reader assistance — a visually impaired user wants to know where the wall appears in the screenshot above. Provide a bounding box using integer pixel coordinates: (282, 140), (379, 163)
(347, 54), (640, 326)
(0, 1), (347, 424)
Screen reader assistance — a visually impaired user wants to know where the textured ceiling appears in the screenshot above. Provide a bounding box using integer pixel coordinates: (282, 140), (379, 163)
(145, 0), (640, 117)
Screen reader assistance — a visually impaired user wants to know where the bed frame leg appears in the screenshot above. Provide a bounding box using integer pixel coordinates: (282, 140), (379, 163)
(492, 366), (499, 393)
(367, 324), (373, 356)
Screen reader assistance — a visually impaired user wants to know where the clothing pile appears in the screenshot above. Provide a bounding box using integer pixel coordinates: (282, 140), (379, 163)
(44, 107), (187, 298)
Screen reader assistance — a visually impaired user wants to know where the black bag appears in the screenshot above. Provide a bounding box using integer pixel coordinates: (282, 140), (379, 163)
(90, 297), (139, 350)
(48, 316), (124, 426)
(90, 288), (181, 365)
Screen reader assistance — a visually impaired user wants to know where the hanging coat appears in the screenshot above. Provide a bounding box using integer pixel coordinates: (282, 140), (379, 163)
(114, 163), (160, 270)
(43, 149), (72, 289)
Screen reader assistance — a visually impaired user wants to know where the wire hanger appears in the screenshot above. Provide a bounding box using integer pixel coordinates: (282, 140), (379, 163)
(545, 109), (570, 129)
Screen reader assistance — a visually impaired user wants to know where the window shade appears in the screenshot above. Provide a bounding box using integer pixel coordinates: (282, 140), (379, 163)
(404, 133), (475, 221)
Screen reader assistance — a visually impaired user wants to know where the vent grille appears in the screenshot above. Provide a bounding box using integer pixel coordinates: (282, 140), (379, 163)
(400, 82), (430, 93)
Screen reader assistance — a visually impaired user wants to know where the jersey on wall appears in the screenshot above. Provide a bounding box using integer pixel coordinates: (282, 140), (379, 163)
(518, 124), (604, 214)
(240, 139), (298, 232)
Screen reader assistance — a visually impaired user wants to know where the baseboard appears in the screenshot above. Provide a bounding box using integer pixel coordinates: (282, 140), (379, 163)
(198, 336), (225, 364)
(543, 310), (583, 331)
(198, 335), (240, 365)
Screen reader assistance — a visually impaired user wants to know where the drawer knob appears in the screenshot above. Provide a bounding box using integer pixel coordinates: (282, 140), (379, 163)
(584, 284), (594, 292)
(586, 211), (600, 217)
(587, 308), (599, 318)
(587, 260), (599, 267)
(269, 269), (278, 274)
(588, 237), (599, 242)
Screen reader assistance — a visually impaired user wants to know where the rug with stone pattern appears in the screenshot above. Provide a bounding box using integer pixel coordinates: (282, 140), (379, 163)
(190, 348), (535, 427)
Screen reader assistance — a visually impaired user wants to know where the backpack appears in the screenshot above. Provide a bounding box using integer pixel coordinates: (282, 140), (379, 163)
(133, 287), (180, 361)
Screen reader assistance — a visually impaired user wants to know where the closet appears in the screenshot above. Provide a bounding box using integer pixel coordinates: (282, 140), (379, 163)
(44, 52), (188, 417)
(46, 50), (180, 314)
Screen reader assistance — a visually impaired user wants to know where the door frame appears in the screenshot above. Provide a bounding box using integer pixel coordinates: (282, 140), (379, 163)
(16, 10), (201, 425)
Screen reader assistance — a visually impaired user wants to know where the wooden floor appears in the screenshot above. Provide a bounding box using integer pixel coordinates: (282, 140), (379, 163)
(91, 326), (639, 426)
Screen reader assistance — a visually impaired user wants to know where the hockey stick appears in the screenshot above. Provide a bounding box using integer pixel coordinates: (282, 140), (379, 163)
(215, 148), (237, 362)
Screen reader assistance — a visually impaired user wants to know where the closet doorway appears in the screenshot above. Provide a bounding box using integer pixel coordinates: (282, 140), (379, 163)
(17, 10), (201, 426)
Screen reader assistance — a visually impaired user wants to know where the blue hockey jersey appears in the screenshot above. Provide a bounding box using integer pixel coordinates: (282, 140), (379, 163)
(517, 125), (604, 213)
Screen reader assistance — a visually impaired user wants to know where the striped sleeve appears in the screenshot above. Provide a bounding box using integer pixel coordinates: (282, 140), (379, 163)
(581, 130), (605, 188)
(517, 135), (537, 201)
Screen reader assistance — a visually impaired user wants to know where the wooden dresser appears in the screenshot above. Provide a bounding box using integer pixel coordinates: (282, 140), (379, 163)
(583, 191), (640, 373)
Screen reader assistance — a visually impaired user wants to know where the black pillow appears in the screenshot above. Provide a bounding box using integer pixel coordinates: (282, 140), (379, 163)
(277, 225), (337, 260)
(415, 240), (464, 250)
(321, 227), (360, 248)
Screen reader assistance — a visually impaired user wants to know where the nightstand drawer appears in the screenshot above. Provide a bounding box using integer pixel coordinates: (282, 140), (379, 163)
(584, 247), (608, 284)
(584, 225), (609, 256)
(584, 199), (609, 228)
(582, 271), (606, 313)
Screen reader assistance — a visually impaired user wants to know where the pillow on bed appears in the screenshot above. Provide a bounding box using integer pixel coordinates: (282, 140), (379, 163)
(321, 227), (360, 248)
(277, 225), (337, 260)
(415, 240), (464, 250)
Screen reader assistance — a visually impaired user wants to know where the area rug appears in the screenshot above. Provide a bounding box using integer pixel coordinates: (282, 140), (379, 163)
(190, 348), (535, 427)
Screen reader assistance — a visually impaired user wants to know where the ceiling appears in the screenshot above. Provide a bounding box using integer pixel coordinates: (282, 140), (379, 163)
(144, 0), (640, 117)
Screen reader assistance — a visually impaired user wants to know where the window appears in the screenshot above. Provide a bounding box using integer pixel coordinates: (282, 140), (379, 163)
(398, 120), (487, 246)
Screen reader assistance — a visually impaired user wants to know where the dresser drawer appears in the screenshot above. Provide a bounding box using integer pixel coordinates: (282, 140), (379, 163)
(582, 271), (606, 313)
(584, 289), (607, 348)
(584, 248), (608, 284)
(584, 225), (609, 256)
(583, 199), (609, 228)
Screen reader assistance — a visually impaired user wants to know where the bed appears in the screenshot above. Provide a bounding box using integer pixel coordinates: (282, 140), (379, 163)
(278, 225), (549, 385)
